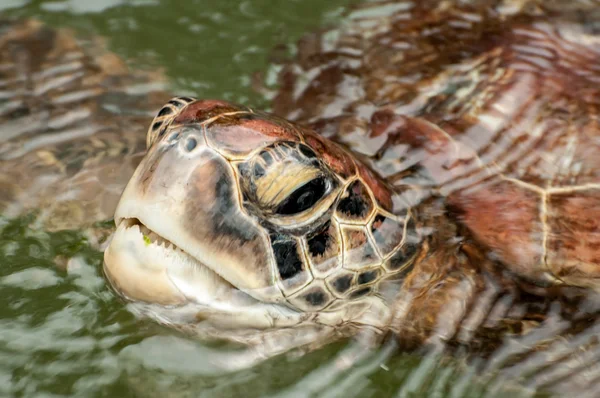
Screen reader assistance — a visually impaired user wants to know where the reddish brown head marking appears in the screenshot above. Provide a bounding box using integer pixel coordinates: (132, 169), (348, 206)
(205, 113), (301, 157)
(356, 163), (393, 212)
(173, 99), (249, 126)
(303, 131), (357, 179)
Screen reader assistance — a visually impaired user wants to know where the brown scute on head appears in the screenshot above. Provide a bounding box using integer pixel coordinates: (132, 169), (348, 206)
(306, 220), (341, 275)
(205, 114), (301, 157)
(173, 99), (249, 126)
(289, 282), (333, 311)
(349, 287), (371, 299)
(329, 272), (354, 295)
(270, 233), (305, 280)
(356, 163), (393, 211)
(210, 112), (300, 138)
(157, 106), (174, 117)
(357, 269), (379, 285)
(151, 121), (163, 132)
(306, 221), (336, 259)
(304, 289), (326, 306)
(165, 96), (195, 110)
(342, 228), (381, 270)
(303, 131), (357, 179)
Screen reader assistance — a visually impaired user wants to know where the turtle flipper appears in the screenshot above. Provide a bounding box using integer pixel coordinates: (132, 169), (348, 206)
(390, 244), (489, 350)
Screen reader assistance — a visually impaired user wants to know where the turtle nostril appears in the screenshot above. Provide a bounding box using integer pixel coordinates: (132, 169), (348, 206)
(185, 137), (198, 152)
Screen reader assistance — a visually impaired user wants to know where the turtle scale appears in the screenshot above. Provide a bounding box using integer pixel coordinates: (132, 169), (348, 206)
(304, 218), (343, 277)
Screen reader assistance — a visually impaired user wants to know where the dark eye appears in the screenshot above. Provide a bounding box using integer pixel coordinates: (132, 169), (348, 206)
(275, 177), (328, 215)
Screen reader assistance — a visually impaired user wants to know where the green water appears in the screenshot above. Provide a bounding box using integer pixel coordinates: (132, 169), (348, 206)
(0, 1), (546, 397)
(3, 0), (350, 105)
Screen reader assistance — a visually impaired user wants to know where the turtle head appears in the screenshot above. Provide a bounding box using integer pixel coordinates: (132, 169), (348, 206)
(104, 98), (418, 334)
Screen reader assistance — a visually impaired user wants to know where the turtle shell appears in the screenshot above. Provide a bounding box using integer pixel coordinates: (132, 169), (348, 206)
(272, 1), (600, 290)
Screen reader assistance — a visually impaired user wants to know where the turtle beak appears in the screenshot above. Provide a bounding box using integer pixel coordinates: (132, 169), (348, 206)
(104, 125), (284, 305)
(104, 219), (188, 305)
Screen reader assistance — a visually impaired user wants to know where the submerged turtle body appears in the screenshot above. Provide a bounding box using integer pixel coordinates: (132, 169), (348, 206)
(274, 0), (600, 292)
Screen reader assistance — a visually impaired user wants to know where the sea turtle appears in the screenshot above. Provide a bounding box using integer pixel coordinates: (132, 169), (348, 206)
(4, 0), (600, 394)
(103, 0), (600, 370)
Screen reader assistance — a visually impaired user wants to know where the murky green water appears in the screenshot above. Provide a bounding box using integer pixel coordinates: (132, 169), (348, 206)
(0, 1), (546, 397)
(3, 0), (350, 105)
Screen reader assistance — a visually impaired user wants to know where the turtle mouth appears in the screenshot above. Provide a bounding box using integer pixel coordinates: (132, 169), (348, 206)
(104, 217), (244, 307)
(121, 217), (227, 285)
(128, 218), (174, 249)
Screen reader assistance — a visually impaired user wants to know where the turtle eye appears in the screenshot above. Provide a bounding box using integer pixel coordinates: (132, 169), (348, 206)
(239, 141), (341, 230)
(275, 176), (328, 215)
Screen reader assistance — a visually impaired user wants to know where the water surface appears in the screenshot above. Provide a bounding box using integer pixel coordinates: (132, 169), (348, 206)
(0, 1), (549, 397)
